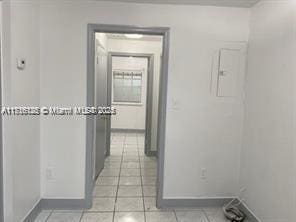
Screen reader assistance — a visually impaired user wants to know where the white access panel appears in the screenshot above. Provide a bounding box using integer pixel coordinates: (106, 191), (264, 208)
(217, 49), (240, 97)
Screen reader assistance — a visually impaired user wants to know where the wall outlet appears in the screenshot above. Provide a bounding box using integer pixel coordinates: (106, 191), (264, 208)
(201, 168), (207, 179)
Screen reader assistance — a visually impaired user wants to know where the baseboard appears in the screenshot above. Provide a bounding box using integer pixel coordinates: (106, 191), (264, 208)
(23, 200), (42, 222)
(40, 199), (91, 210)
(157, 197), (234, 208)
(23, 198), (90, 221)
(23, 197), (260, 222)
(158, 197), (260, 221)
(239, 201), (261, 222)
(111, 128), (145, 133)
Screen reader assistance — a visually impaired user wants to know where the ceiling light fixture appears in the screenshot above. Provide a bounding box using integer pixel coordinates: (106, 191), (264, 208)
(124, 34), (144, 39)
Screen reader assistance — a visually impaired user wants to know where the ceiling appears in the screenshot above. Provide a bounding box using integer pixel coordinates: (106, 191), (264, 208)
(96, 0), (260, 8)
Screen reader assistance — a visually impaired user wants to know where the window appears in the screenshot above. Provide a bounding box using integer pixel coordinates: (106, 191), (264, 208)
(113, 70), (143, 104)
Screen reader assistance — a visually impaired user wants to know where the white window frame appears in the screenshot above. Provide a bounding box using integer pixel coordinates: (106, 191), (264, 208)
(112, 69), (144, 106)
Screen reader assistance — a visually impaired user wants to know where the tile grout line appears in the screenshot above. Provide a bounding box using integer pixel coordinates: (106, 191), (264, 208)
(112, 134), (126, 222)
(85, 210), (149, 213)
(44, 210), (54, 222)
(173, 210), (178, 222)
(201, 208), (211, 222)
(138, 133), (147, 222)
(78, 211), (84, 222)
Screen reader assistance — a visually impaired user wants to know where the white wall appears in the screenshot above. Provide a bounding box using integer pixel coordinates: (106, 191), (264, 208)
(1, 1), (13, 221)
(40, 0), (250, 199)
(108, 38), (162, 150)
(3, 2), (296, 220)
(2, 0), (41, 221)
(111, 56), (148, 130)
(240, 1), (296, 221)
(0, 6), (2, 221)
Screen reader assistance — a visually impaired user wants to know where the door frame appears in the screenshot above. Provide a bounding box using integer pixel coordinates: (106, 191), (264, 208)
(106, 52), (155, 157)
(87, 24), (170, 208)
(0, 26), (3, 221)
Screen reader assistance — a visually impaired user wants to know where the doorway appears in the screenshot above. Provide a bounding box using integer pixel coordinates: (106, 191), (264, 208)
(107, 52), (156, 157)
(86, 24), (170, 209)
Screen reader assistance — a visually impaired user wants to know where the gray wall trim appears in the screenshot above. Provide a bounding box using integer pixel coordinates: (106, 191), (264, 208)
(88, 24), (170, 36)
(158, 198), (234, 208)
(40, 199), (89, 210)
(106, 53), (112, 156)
(85, 24), (96, 209)
(158, 197), (259, 221)
(23, 200), (42, 222)
(0, 28), (3, 222)
(111, 128), (145, 134)
(156, 26), (170, 209)
(87, 24), (170, 211)
(24, 197), (261, 222)
(145, 54), (154, 157)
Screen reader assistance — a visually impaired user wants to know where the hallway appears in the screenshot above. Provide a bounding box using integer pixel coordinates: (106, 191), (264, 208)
(34, 132), (229, 222)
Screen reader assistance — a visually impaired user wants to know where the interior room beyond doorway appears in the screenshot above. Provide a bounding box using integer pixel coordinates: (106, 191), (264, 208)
(92, 31), (164, 214)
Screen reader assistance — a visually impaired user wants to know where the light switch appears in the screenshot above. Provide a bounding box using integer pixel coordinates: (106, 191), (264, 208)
(171, 98), (180, 110)
(217, 49), (240, 97)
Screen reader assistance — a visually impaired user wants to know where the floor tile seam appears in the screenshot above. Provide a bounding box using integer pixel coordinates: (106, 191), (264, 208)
(44, 209), (54, 222)
(201, 208), (211, 222)
(173, 210), (179, 222)
(112, 135), (126, 222)
(138, 144), (147, 222)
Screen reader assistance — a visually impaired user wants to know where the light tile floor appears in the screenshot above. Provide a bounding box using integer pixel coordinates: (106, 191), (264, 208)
(35, 132), (231, 222)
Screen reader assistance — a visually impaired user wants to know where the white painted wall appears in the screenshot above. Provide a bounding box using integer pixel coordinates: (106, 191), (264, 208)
(1, 0), (41, 221)
(239, 1), (296, 221)
(39, 0), (250, 199)
(1, 1), (13, 221)
(108, 38), (162, 150)
(0, 3), (2, 220)
(111, 56), (148, 130)
(2, 2), (296, 220)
